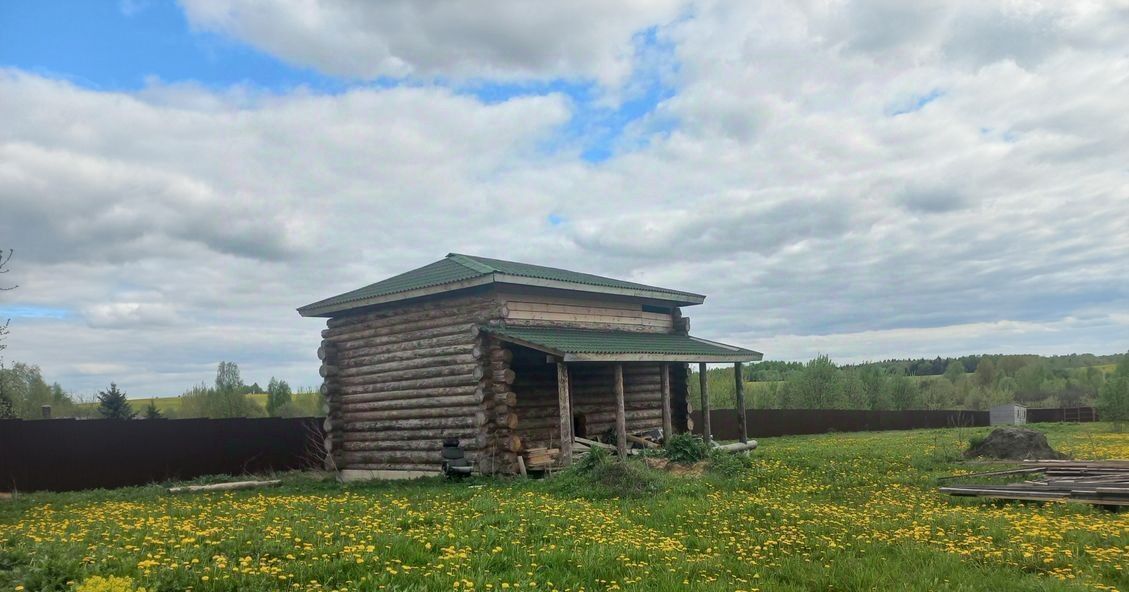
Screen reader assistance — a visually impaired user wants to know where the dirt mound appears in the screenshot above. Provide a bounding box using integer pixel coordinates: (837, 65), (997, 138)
(964, 427), (1066, 460)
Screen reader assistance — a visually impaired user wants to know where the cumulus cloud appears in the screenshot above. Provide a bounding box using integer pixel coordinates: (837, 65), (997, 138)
(178, 0), (686, 85)
(3, 1), (1129, 396)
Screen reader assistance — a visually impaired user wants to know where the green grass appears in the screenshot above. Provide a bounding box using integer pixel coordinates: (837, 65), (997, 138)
(2, 424), (1127, 591)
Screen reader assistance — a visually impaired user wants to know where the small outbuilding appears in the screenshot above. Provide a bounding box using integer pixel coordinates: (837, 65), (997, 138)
(299, 253), (762, 479)
(990, 403), (1027, 426)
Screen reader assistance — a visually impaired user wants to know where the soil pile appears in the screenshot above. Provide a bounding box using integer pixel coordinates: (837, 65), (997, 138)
(964, 427), (1066, 460)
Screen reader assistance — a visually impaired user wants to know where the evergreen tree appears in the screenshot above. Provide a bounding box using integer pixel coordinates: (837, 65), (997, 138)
(142, 399), (164, 419)
(97, 383), (135, 419)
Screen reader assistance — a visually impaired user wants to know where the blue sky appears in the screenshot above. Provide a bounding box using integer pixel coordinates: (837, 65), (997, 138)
(0, 1), (338, 91)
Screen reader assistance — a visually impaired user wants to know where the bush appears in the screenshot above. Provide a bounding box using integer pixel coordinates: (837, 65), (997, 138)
(664, 433), (710, 464)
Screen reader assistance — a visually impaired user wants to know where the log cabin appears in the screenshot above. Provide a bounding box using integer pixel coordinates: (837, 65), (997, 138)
(298, 253), (762, 480)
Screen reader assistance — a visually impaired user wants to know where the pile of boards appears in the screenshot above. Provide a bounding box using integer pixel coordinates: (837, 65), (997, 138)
(940, 460), (1129, 507)
(523, 435), (658, 470)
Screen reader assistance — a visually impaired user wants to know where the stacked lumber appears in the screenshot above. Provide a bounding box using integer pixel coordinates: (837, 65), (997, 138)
(524, 447), (559, 469)
(940, 460), (1129, 507)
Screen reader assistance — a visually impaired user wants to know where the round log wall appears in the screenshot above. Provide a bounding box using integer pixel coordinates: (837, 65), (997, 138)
(319, 295), (504, 474)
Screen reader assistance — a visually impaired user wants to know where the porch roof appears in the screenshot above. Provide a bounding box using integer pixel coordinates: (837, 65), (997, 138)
(483, 325), (763, 363)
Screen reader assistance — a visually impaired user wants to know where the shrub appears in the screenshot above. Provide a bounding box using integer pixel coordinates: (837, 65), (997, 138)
(664, 433), (710, 464)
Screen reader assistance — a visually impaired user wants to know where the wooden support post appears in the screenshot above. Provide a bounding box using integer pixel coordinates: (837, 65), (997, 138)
(734, 362), (747, 444)
(660, 363), (673, 440)
(614, 364), (627, 460)
(699, 362), (711, 445)
(557, 362), (573, 466)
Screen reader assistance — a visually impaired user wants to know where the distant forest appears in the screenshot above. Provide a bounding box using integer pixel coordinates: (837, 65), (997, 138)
(0, 361), (323, 420)
(693, 352), (1128, 411)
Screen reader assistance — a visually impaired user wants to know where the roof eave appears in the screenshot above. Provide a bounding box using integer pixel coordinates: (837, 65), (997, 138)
(563, 351), (764, 363)
(492, 273), (705, 306)
(297, 275), (495, 317)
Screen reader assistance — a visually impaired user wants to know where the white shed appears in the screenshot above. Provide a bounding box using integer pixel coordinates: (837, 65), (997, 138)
(990, 403), (1027, 425)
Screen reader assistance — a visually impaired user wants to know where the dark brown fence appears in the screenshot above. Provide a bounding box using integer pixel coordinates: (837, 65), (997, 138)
(0, 417), (324, 492)
(690, 407), (1099, 440)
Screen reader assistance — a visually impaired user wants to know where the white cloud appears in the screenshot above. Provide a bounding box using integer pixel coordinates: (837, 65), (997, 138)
(3, 1), (1129, 397)
(177, 0), (686, 85)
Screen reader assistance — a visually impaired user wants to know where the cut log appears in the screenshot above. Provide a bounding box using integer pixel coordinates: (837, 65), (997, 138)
(335, 328), (476, 356)
(342, 439), (483, 452)
(496, 412), (520, 430)
(627, 434), (660, 449)
(345, 404), (485, 422)
(324, 309), (491, 341)
(343, 412), (485, 432)
(341, 392), (484, 413)
(337, 351), (479, 372)
(337, 362), (481, 383)
(338, 374), (480, 395)
(319, 365), (339, 378)
(716, 441), (758, 454)
(338, 385), (481, 405)
(325, 298), (498, 331)
(493, 391), (517, 407)
(341, 449), (481, 464)
(169, 480), (281, 494)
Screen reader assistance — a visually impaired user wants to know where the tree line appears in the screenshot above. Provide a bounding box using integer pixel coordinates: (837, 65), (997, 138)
(692, 352), (1129, 424)
(0, 360), (324, 420)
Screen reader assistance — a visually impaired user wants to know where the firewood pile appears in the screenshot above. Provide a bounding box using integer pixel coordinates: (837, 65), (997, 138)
(939, 460), (1129, 508)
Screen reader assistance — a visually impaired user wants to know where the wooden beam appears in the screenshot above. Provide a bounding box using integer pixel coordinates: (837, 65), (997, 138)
(699, 362), (711, 445)
(734, 362), (747, 444)
(614, 364), (628, 460)
(660, 363), (673, 439)
(557, 362), (573, 466)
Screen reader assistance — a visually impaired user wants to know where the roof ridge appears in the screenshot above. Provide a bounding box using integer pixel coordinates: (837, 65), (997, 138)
(445, 253), (496, 275)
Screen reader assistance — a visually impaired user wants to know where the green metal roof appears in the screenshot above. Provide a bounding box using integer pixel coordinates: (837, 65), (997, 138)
(298, 253), (705, 317)
(484, 326), (763, 363)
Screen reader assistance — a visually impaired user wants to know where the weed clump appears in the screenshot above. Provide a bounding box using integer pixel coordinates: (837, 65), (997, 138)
(664, 433), (710, 464)
(545, 447), (666, 499)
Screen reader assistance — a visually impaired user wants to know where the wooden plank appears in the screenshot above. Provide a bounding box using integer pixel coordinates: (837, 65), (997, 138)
(574, 436), (615, 451)
(614, 364), (627, 460)
(699, 362), (711, 445)
(506, 301), (644, 316)
(499, 292), (643, 312)
(557, 362), (573, 466)
(505, 309), (672, 328)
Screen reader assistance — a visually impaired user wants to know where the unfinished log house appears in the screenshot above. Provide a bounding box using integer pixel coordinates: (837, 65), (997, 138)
(299, 253), (762, 480)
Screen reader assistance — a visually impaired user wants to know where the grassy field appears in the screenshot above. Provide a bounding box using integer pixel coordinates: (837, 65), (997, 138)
(2, 424), (1127, 592)
(74, 392), (324, 418)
